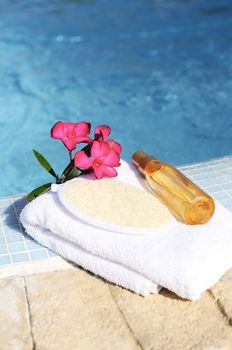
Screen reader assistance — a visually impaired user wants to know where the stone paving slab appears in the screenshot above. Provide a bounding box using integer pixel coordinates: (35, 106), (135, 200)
(1, 267), (232, 350)
(25, 269), (140, 350)
(0, 278), (32, 350)
(110, 286), (232, 350)
(211, 268), (232, 326)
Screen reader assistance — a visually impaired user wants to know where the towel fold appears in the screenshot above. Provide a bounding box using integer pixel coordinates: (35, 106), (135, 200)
(20, 161), (232, 300)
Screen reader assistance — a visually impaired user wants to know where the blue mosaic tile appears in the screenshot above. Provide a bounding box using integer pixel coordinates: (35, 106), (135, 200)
(48, 250), (58, 258)
(26, 241), (44, 250)
(0, 255), (11, 265)
(0, 200), (12, 206)
(0, 236), (5, 244)
(212, 192), (230, 200)
(30, 250), (48, 260)
(220, 199), (232, 208)
(6, 233), (24, 243)
(221, 183), (232, 191)
(204, 186), (222, 193)
(195, 179), (216, 187)
(217, 175), (232, 183)
(0, 245), (7, 254)
(3, 225), (22, 235)
(221, 169), (232, 176)
(202, 170), (222, 178)
(183, 169), (201, 175)
(8, 242), (25, 253)
(2, 216), (19, 226)
(11, 253), (29, 263)
(0, 207), (11, 215)
(190, 174), (208, 181)
(210, 164), (224, 170)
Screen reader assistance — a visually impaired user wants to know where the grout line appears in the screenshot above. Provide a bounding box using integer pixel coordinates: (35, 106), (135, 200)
(179, 157), (232, 169)
(12, 199), (31, 262)
(108, 286), (144, 350)
(0, 213), (13, 265)
(208, 290), (232, 327)
(23, 277), (36, 350)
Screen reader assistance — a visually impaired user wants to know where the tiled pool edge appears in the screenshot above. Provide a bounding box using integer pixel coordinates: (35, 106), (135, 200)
(179, 155), (232, 212)
(0, 193), (58, 266)
(0, 256), (73, 279)
(0, 155), (232, 273)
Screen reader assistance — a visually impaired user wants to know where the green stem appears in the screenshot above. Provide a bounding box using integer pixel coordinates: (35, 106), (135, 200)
(69, 150), (72, 162)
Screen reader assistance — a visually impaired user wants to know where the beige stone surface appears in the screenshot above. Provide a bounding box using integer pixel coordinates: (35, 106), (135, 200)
(0, 277), (32, 350)
(211, 269), (232, 325)
(1, 268), (232, 350)
(110, 286), (232, 350)
(25, 269), (140, 350)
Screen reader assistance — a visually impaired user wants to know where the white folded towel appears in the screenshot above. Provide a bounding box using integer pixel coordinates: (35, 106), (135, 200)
(20, 161), (232, 300)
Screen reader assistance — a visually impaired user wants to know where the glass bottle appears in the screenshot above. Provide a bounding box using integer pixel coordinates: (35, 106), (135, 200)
(132, 151), (215, 225)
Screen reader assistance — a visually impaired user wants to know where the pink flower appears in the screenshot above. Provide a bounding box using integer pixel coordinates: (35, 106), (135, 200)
(106, 139), (122, 155)
(94, 125), (122, 155)
(51, 121), (92, 151)
(94, 125), (111, 141)
(74, 140), (120, 179)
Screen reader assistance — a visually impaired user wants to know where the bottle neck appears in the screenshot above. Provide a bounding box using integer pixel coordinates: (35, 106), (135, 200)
(132, 151), (160, 175)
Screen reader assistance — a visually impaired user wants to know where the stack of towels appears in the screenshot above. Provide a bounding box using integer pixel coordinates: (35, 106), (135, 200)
(20, 160), (232, 300)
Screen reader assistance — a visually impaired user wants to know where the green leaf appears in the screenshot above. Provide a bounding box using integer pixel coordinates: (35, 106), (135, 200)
(56, 174), (65, 184)
(81, 143), (92, 157)
(61, 159), (74, 177)
(64, 166), (79, 181)
(33, 150), (56, 178)
(58, 161), (79, 183)
(26, 183), (52, 202)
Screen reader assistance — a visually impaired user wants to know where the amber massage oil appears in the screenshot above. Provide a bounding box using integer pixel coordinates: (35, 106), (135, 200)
(132, 151), (215, 225)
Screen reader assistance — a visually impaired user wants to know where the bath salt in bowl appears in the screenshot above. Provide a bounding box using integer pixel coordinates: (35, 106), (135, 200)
(56, 178), (173, 235)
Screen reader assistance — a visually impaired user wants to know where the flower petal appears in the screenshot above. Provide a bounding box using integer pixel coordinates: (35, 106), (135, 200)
(102, 149), (120, 167)
(50, 121), (65, 139)
(107, 139), (122, 154)
(62, 138), (77, 151)
(63, 122), (76, 135)
(93, 166), (104, 179)
(94, 125), (111, 141)
(91, 141), (110, 159)
(75, 135), (92, 144)
(75, 122), (91, 136)
(74, 151), (92, 169)
(100, 165), (118, 178)
(63, 122), (92, 147)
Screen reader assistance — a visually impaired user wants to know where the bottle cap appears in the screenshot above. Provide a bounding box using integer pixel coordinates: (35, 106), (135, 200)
(132, 151), (157, 174)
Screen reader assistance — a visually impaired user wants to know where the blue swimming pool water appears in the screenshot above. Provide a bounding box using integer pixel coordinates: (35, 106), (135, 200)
(0, 0), (232, 196)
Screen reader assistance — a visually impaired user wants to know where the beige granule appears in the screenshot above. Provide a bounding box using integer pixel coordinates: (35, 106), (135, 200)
(63, 178), (172, 228)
